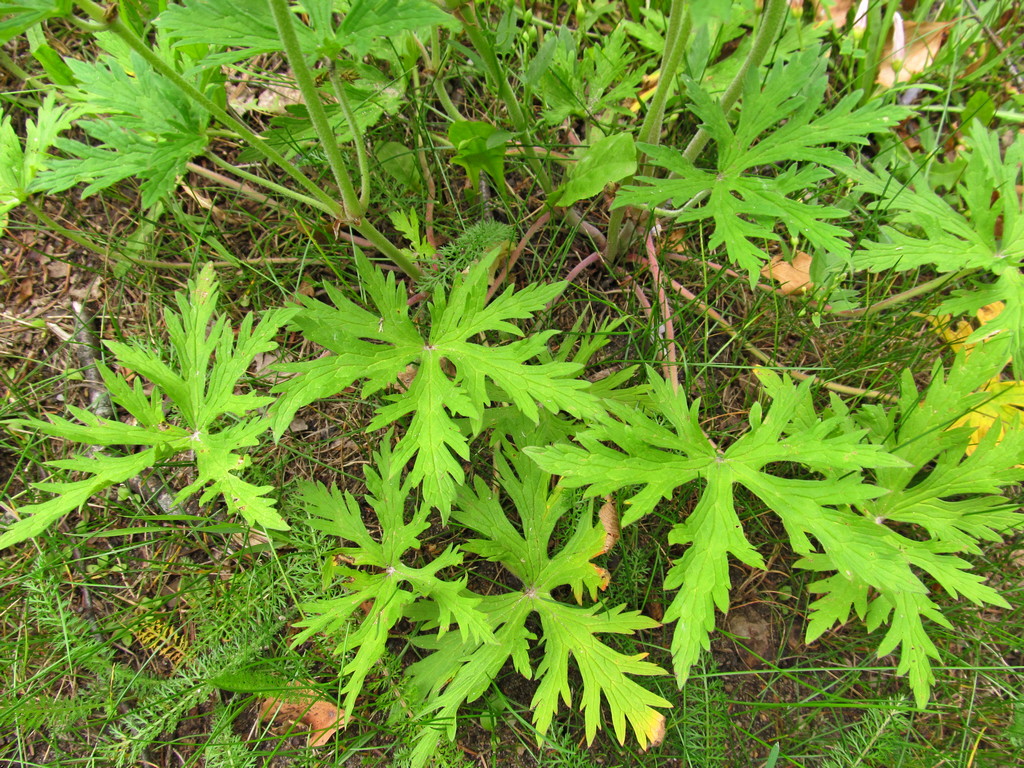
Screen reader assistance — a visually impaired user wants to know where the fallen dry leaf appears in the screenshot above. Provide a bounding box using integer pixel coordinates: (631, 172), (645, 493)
(760, 251), (813, 295)
(258, 684), (344, 747)
(877, 18), (950, 88)
(597, 495), (620, 555)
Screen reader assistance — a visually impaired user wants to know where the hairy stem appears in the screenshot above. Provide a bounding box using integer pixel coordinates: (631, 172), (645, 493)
(328, 65), (371, 209)
(456, 4), (553, 195)
(196, 155), (335, 214)
(680, 0), (788, 164)
(605, 0), (691, 262)
(266, 0), (361, 219)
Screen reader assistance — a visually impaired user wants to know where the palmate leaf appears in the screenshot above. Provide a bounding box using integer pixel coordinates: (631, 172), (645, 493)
(1, 95), (77, 226)
(851, 128), (1024, 373)
(614, 47), (907, 278)
(34, 51), (212, 207)
(401, 449), (670, 766)
(800, 341), (1024, 706)
(271, 250), (601, 515)
(534, 23), (642, 127)
(1, 266), (292, 548)
(292, 441), (492, 720)
(526, 371), (906, 684)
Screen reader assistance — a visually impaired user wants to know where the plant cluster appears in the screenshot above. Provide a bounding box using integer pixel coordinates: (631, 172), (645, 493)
(1, 0), (1022, 764)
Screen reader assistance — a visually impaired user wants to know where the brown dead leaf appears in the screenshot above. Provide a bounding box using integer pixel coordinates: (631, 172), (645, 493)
(16, 277), (35, 305)
(597, 495), (620, 555)
(877, 19), (950, 88)
(760, 251), (813, 295)
(258, 684), (344, 747)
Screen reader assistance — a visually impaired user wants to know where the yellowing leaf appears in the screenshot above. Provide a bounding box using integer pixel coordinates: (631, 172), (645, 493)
(628, 70), (660, 114)
(761, 251), (813, 295)
(926, 302), (1008, 355)
(926, 313), (973, 353)
(950, 379), (1024, 457)
(976, 301), (1006, 327)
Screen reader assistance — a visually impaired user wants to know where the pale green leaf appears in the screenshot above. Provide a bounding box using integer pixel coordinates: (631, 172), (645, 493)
(556, 132), (636, 207)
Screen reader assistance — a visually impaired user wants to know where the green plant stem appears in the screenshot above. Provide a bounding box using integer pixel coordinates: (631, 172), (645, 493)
(328, 66), (370, 210)
(679, 0), (787, 164)
(836, 271), (970, 318)
(200, 153), (336, 215)
(264, 0), (418, 279)
(71, 0), (344, 219)
(432, 75), (466, 122)
(607, 0), (787, 262)
(0, 49), (42, 90)
(353, 222), (422, 280)
(266, 0), (362, 220)
(637, 0), (691, 161)
(605, 0), (691, 262)
(456, 4), (553, 195)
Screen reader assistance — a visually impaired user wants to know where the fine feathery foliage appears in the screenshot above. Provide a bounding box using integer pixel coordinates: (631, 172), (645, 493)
(1, 266), (293, 548)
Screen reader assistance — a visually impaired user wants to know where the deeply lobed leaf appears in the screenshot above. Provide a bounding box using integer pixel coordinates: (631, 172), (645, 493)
(1, 266), (292, 547)
(271, 250), (601, 515)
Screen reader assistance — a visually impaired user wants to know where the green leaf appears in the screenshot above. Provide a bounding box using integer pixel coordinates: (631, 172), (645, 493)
(0, 1), (72, 45)
(271, 250), (600, 514)
(293, 440), (492, 719)
(376, 141), (422, 193)
(532, 601), (668, 748)
(534, 23), (642, 126)
(404, 449), (670, 759)
(852, 128), (1024, 371)
(335, 0), (455, 57)
(0, 95), (76, 224)
(556, 132), (636, 207)
(448, 120), (511, 187)
(615, 47), (907, 278)
(0, 450), (161, 549)
(34, 51), (212, 207)
(1, 266), (292, 547)
(156, 0), (304, 66)
(527, 370), (906, 685)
